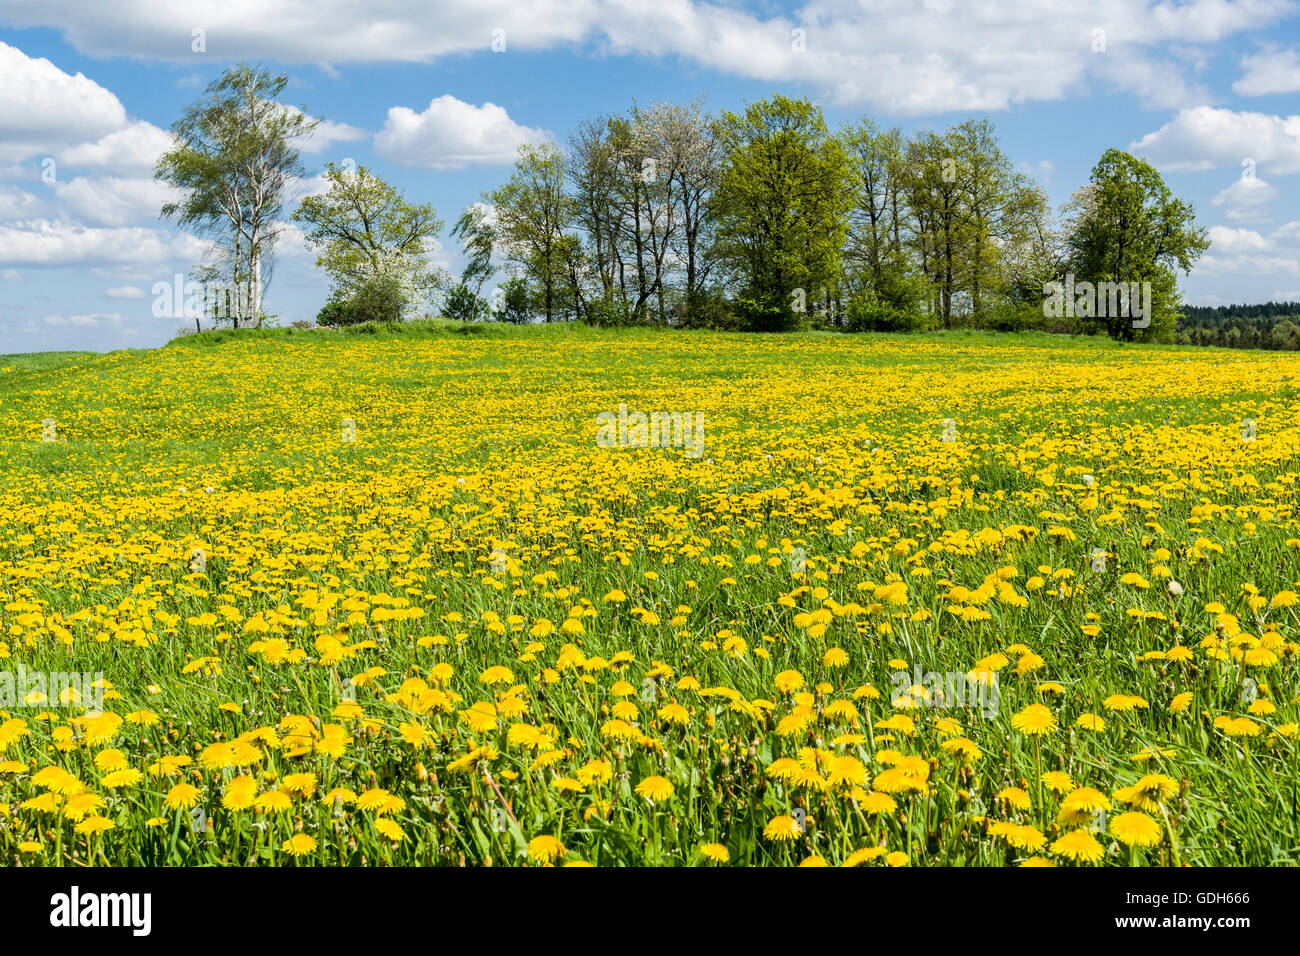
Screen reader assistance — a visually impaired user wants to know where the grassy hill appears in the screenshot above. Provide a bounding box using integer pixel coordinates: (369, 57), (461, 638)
(1, 326), (1298, 865)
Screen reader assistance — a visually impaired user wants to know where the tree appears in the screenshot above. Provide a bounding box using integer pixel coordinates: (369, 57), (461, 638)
(567, 115), (628, 322)
(293, 162), (444, 314)
(842, 119), (926, 327)
(713, 95), (852, 331)
(488, 143), (576, 322)
(655, 98), (723, 320)
(494, 276), (531, 324)
(567, 104), (703, 326)
(950, 119), (1046, 321)
(1065, 149), (1209, 342)
(443, 281), (489, 322)
(900, 131), (969, 328)
(157, 63), (317, 328)
(450, 203), (496, 316)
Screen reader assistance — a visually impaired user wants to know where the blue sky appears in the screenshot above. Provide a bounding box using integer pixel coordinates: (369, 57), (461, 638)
(1, 0), (1299, 354)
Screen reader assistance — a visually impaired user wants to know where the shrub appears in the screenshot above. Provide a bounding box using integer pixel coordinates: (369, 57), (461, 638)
(981, 300), (1042, 333)
(679, 291), (744, 331)
(317, 274), (406, 326)
(844, 291), (921, 333)
(735, 294), (797, 332)
(493, 277), (531, 325)
(581, 295), (636, 327)
(443, 282), (489, 322)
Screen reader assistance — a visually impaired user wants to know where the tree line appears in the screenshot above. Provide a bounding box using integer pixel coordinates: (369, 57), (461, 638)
(1178, 302), (1300, 351)
(157, 64), (1213, 344)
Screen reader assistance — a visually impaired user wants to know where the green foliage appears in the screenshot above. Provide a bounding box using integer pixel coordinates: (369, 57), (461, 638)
(1179, 302), (1300, 350)
(733, 294), (797, 333)
(493, 277), (532, 325)
(487, 144), (576, 323)
(317, 274), (406, 326)
(293, 162), (444, 307)
(443, 281), (490, 323)
(980, 300), (1043, 333)
(580, 294), (635, 328)
(713, 95), (853, 332)
(676, 289), (742, 331)
(156, 63), (316, 328)
(1066, 149), (1209, 343)
(845, 289), (923, 332)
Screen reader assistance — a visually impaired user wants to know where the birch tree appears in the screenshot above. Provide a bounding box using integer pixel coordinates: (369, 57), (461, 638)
(156, 63), (317, 328)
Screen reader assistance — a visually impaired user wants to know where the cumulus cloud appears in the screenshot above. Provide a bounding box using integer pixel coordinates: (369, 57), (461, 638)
(1129, 106), (1300, 175)
(54, 176), (182, 227)
(1210, 175), (1280, 223)
(0, 40), (127, 161)
(1207, 225), (1273, 254)
(1234, 47), (1300, 95)
(57, 120), (175, 177)
(2, 0), (1292, 113)
(374, 96), (550, 169)
(0, 184), (41, 221)
(280, 105), (369, 155)
(1089, 50), (1211, 110)
(1195, 221), (1300, 278)
(0, 220), (211, 267)
(42, 312), (125, 328)
(272, 220), (313, 260)
(104, 285), (145, 299)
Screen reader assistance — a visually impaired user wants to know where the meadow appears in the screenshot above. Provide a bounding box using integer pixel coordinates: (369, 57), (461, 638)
(1, 324), (1298, 866)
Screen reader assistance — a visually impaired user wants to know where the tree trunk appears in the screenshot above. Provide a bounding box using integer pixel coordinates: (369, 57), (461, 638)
(251, 249), (263, 328)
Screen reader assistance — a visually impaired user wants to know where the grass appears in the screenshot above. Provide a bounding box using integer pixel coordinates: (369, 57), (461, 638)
(0, 323), (1298, 866)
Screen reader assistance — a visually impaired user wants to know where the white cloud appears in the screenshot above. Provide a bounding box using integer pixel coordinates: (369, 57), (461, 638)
(272, 220), (313, 260)
(42, 311), (124, 328)
(374, 96), (550, 169)
(1196, 253), (1300, 276)
(291, 173), (335, 200)
(1, 268), (22, 281)
(54, 176), (181, 227)
(279, 106), (369, 155)
(0, 184), (40, 221)
(0, 220), (211, 267)
(1207, 225), (1272, 254)
(104, 285), (145, 299)
(1210, 175), (1280, 223)
(0, 40), (126, 161)
(1194, 220), (1300, 278)
(57, 120), (175, 177)
(1234, 47), (1300, 95)
(301, 118), (369, 154)
(1089, 49), (1210, 110)
(2, 0), (1291, 113)
(422, 236), (452, 275)
(1130, 106), (1300, 175)
(0, 38), (182, 248)
(0, 1), (591, 63)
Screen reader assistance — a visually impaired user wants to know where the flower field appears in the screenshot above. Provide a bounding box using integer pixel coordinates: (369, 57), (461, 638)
(2, 325), (1299, 866)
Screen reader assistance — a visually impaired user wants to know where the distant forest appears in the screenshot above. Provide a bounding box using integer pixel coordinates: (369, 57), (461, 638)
(1177, 302), (1300, 351)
